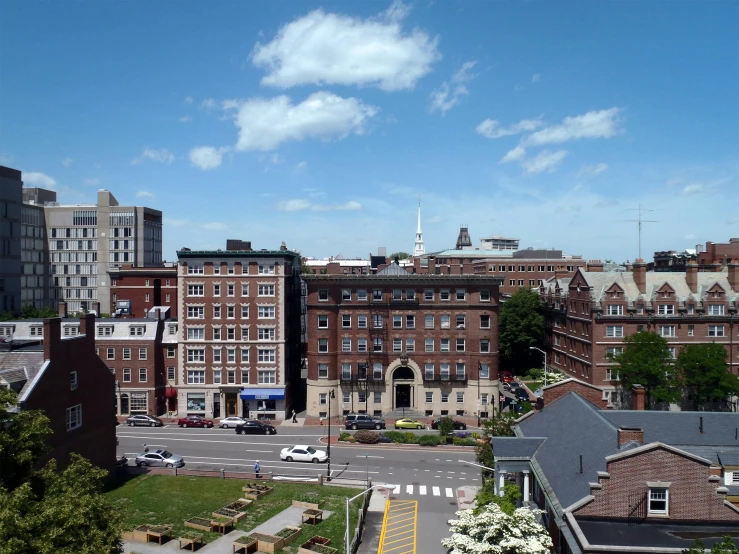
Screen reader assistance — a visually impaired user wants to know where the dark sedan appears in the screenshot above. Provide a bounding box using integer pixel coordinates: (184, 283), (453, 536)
(235, 419), (277, 435)
(126, 414), (164, 427)
(431, 418), (467, 430)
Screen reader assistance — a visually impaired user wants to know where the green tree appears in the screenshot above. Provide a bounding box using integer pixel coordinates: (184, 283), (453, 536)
(437, 416), (455, 438)
(683, 536), (739, 553)
(0, 311), (14, 321)
(481, 412), (517, 438)
(0, 389), (123, 553)
(38, 306), (58, 318)
(677, 344), (739, 410)
(475, 440), (494, 482)
(499, 288), (545, 373)
(389, 252), (411, 260)
(474, 482), (521, 515)
(612, 330), (680, 408)
(19, 305), (40, 319)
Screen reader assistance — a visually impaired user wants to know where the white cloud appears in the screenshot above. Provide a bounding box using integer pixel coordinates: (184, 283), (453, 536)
(525, 108), (622, 147)
(578, 162), (608, 177)
(201, 222), (227, 231)
(520, 150), (568, 174)
(251, 3), (440, 91)
(184, 96), (193, 104)
(61, 157), (73, 167)
(131, 148), (175, 165)
(682, 183), (704, 195)
(270, 153), (283, 165)
(429, 61), (478, 115)
(179, 116), (191, 123)
(136, 191), (154, 198)
(227, 92), (378, 152)
(189, 146), (229, 170)
(500, 145), (526, 164)
(296, 161), (307, 170)
(514, 84), (526, 92)
(276, 199), (362, 212)
(23, 172), (57, 188)
(531, 73), (541, 83)
(476, 117), (543, 139)
(201, 98), (217, 109)
(84, 178), (100, 186)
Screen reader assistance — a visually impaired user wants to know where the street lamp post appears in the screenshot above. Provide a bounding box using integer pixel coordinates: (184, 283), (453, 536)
(345, 484), (397, 554)
(327, 389), (336, 481)
(529, 347), (547, 388)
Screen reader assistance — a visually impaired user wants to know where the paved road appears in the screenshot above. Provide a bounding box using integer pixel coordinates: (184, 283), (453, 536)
(117, 424), (479, 553)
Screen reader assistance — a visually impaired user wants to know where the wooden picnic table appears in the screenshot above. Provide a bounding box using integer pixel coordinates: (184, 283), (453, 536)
(301, 508), (324, 525)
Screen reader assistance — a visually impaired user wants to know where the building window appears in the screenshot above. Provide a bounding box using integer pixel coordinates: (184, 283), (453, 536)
(357, 289), (368, 301)
(342, 338), (351, 352)
(257, 306), (275, 318)
(440, 314), (450, 329)
(227, 283), (235, 296)
(123, 368), (131, 382)
(187, 327), (204, 340)
(241, 283), (249, 296)
(167, 367), (175, 381)
(480, 314), (490, 329)
(358, 391), (366, 404)
(605, 368), (619, 381)
(393, 338), (403, 352)
(318, 364), (329, 378)
(66, 404), (82, 431)
(607, 304), (623, 315)
(456, 338), (465, 352)
(373, 314), (383, 328)
(425, 364), (434, 380)
(440, 338), (450, 352)
(357, 338), (367, 352)
(659, 326), (676, 338)
(425, 315), (434, 329)
(648, 488), (668, 515)
(479, 364), (489, 379)
(257, 349), (275, 362)
(187, 306), (204, 319)
(139, 368), (147, 382)
(167, 346), (176, 358)
(406, 338), (415, 352)
(658, 304), (675, 315)
(373, 391), (382, 404)
(357, 315), (368, 329)
(318, 289), (329, 301)
(342, 314), (352, 328)
(709, 325), (725, 337)
(213, 349), (222, 363)
(70, 371), (78, 391)
(187, 370), (205, 384)
(241, 305), (249, 318)
(241, 370), (249, 384)
(456, 363), (465, 380)
(405, 315), (415, 329)
(258, 264), (275, 275)
(440, 290), (450, 301)
(480, 339), (490, 353)
(342, 364), (351, 380)
(258, 284), (275, 296)
(139, 347), (147, 360)
(107, 348), (115, 360)
(373, 337), (383, 352)
(187, 349), (205, 362)
(457, 391), (464, 403)
(188, 284), (204, 296)
(688, 325), (694, 336)
(424, 290), (434, 301)
(455, 289), (466, 301)
(319, 393), (327, 405)
(606, 326), (624, 338)
(318, 339), (328, 353)
(258, 370), (276, 384)
(425, 391), (433, 403)
(425, 338), (434, 352)
(342, 289), (352, 301)
(98, 325), (113, 336)
(441, 364), (450, 380)
(393, 315), (402, 329)
(480, 289), (491, 302)
(605, 347), (623, 360)
(667, 347), (676, 359)
(318, 315), (328, 329)
(213, 328), (222, 341)
(373, 363), (382, 380)
(226, 305), (235, 319)
(122, 347), (131, 360)
(213, 283), (221, 296)
(373, 289), (383, 301)
(258, 328), (275, 341)
(456, 314), (466, 329)
(441, 392), (449, 403)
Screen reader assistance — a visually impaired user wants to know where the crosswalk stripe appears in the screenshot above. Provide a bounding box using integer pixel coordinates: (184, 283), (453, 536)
(432, 486), (440, 496)
(419, 486), (427, 495)
(393, 484), (401, 494)
(445, 488), (453, 497)
(406, 485), (413, 494)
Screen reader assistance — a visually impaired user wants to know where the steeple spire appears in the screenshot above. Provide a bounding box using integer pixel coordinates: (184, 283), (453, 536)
(413, 195), (425, 257)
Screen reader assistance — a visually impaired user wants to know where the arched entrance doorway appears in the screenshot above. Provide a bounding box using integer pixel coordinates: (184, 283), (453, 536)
(392, 366), (415, 409)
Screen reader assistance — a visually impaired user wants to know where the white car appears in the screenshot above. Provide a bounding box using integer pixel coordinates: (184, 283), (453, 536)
(280, 445), (328, 464)
(218, 416), (247, 429)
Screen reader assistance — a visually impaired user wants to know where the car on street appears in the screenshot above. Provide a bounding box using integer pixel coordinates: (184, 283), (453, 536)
(431, 418), (467, 430)
(344, 413), (386, 430)
(394, 418), (425, 429)
(500, 371), (515, 383)
(280, 445), (328, 463)
(515, 388), (531, 401)
(235, 420), (277, 435)
(507, 381), (523, 392)
(177, 415), (214, 428)
(135, 449), (184, 468)
(125, 414), (164, 427)
(218, 416), (247, 428)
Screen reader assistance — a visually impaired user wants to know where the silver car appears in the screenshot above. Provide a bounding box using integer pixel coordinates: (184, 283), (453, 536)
(135, 449), (184, 468)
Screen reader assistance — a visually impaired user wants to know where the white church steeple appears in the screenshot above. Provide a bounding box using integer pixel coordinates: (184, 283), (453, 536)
(413, 195), (425, 257)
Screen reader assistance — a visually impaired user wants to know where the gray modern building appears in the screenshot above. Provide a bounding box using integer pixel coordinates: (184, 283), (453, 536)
(0, 166), (23, 313)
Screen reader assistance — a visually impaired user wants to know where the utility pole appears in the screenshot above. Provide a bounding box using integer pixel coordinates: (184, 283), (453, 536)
(624, 204), (657, 260)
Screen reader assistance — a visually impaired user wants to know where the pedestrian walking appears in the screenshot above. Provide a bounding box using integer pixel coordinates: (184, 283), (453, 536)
(291, 410), (297, 423)
(254, 460), (260, 478)
(143, 443), (149, 453)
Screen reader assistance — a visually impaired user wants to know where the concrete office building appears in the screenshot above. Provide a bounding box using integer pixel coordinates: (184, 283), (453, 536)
(0, 166), (22, 313)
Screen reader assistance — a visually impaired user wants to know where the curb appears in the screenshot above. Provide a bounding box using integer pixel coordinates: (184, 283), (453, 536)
(317, 437), (477, 451)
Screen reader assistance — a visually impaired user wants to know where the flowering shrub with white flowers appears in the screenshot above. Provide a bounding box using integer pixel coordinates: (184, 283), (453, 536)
(441, 504), (553, 554)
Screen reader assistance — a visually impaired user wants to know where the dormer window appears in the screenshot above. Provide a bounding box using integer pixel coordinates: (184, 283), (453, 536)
(657, 304), (674, 315)
(129, 326), (145, 336)
(98, 325), (113, 336)
(30, 326), (43, 337)
(63, 325), (79, 337)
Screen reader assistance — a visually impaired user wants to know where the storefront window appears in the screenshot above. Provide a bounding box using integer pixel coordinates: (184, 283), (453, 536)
(256, 400), (276, 412)
(130, 392), (147, 413)
(120, 393), (130, 415)
(187, 393), (206, 412)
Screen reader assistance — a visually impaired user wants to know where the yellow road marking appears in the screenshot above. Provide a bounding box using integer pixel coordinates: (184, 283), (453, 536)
(378, 499), (417, 554)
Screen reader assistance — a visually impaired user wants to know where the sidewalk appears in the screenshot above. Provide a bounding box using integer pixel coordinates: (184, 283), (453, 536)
(356, 488), (390, 554)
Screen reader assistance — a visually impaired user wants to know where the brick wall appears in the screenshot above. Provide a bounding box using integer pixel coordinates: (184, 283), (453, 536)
(575, 446), (739, 522)
(617, 428), (644, 447)
(541, 379), (609, 409)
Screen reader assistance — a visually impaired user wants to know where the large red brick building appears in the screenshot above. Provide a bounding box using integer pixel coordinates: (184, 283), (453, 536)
(0, 314), (116, 474)
(540, 260), (739, 407)
(303, 262), (503, 418)
(109, 263), (178, 318)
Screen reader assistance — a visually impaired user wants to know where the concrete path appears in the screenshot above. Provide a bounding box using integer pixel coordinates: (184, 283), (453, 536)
(356, 490), (389, 554)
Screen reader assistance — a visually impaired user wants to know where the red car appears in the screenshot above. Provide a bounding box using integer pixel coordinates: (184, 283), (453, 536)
(177, 415), (214, 428)
(500, 371), (515, 383)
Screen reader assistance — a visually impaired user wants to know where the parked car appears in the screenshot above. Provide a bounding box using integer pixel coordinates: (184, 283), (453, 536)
(507, 381), (523, 392)
(280, 445), (328, 463)
(515, 388), (531, 401)
(218, 416), (247, 429)
(394, 418), (424, 430)
(431, 418), (467, 430)
(135, 449), (184, 468)
(344, 414), (386, 430)
(500, 371), (515, 383)
(177, 415), (214, 428)
(126, 414), (163, 427)
(235, 420), (277, 435)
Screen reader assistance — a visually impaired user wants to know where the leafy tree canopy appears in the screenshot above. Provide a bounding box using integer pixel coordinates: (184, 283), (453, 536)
(481, 412), (517, 438)
(475, 482), (521, 516)
(389, 252), (411, 260)
(677, 343), (739, 410)
(499, 288), (545, 373)
(612, 331), (680, 407)
(683, 536), (739, 553)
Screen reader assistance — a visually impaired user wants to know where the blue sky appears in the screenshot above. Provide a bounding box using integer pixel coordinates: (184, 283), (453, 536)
(2, 0), (737, 263)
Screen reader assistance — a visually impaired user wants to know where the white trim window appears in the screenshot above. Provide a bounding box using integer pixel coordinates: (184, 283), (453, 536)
(66, 404), (82, 431)
(606, 326), (624, 338)
(257, 349), (276, 363)
(187, 370), (205, 384)
(187, 327), (204, 340)
(342, 289), (352, 301)
(187, 306), (204, 319)
(648, 487), (668, 515)
(405, 338), (415, 352)
(188, 284), (204, 297)
(122, 348), (131, 360)
(357, 315), (368, 329)
(139, 347), (147, 360)
(607, 304), (623, 315)
(709, 304), (725, 315)
(709, 325), (725, 337)
(187, 349), (205, 362)
(70, 371), (78, 391)
(657, 304), (675, 315)
(123, 368), (131, 382)
(139, 368), (147, 382)
(318, 315), (329, 329)
(257, 370), (276, 384)
(318, 339), (328, 353)
(257, 305), (275, 319)
(357, 338), (367, 353)
(343, 314), (352, 329)
(342, 338), (351, 352)
(258, 328), (276, 341)
(318, 363), (329, 378)
(479, 364), (489, 379)
(425, 338), (434, 352)
(659, 325), (676, 338)
(258, 264), (275, 275)
(258, 284), (275, 296)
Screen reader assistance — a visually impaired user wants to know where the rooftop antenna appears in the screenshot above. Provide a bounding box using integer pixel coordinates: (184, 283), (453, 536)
(623, 204), (657, 259)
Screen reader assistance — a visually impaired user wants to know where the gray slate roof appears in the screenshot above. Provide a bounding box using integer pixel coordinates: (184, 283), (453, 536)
(604, 410), (739, 447)
(492, 437), (545, 459)
(375, 262), (411, 275)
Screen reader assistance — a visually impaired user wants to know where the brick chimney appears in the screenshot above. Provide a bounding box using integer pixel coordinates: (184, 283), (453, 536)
(617, 426), (644, 448)
(632, 384), (646, 410)
(78, 313), (96, 350)
(43, 317), (62, 360)
(57, 301), (67, 318)
(91, 301), (101, 316)
(632, 259), (647, 294)
(686, 260), (698, 293)
(428, 256), (436, 275)
(587, 260), (604, 272)
(728, 260), (739, 291)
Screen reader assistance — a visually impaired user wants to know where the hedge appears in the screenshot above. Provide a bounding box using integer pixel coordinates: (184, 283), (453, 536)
(419, 435), (440, 447)
(354, 430), (380, 444)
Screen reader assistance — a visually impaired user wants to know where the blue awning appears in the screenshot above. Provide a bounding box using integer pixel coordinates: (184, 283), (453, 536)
(240, 387), (285, 400)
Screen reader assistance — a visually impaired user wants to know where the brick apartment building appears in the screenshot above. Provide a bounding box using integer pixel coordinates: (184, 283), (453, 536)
(0, 314), (116, 474)
(540, 260), (739, 407)
(109, 263), (178, 318)
(494, 382), (739, 553)
(177, 241), (302, 421)
(303, 262), (503, 419)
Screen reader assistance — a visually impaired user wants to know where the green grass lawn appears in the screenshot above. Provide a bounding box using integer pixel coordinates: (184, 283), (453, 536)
(105, 474), (363, 551)
(520, 379), (543, 391)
